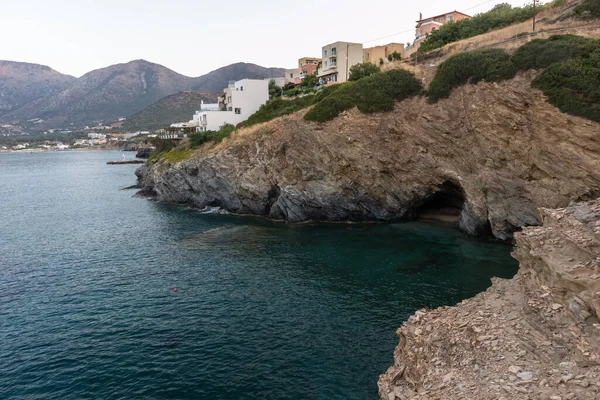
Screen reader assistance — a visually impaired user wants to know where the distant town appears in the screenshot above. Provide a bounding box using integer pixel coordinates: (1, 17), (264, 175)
(0, 9), (469, 152)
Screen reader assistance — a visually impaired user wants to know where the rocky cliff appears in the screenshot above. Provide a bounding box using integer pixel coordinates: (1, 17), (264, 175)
(137, 72), (600, 240)
(378, 200), (600, 399)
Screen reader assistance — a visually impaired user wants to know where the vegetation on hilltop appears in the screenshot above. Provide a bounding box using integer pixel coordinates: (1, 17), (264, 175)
(238, 96), (317, 128)
(427, 35), (600, 123)
(511, 34), (600, 70)
(349, 62), (381, 81)
(304, 69), (423, 122)
(574, 0), (600, 18)
(427, 49), (517, 103)
(189, 124), (236, 148)
(418, 3), (539, 53)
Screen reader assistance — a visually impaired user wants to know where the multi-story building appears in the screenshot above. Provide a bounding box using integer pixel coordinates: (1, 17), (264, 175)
(363, 43), (405, 65)
(318, 41), (363, 85)
(193, 79), (269, 132)
(297, 57), (321, 82)
(405, 11), (471, 56)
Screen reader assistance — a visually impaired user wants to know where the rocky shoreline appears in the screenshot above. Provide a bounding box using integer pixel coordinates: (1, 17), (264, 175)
(134, 72), (600, 398)
(378, 200), (600, 399)
(136, 73), (600, 241)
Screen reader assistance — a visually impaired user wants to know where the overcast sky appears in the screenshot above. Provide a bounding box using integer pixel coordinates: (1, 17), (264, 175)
(2, 0), (537, 77)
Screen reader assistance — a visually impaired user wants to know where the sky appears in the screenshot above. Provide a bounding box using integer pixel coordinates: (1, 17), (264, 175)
(1, 0), (537, 78)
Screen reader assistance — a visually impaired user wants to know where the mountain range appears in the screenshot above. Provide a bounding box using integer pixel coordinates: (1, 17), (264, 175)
(0, 60), (285, 129)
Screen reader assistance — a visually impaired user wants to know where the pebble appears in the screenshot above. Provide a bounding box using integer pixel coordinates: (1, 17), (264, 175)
(517, 371), (534, 380)
(552, 303), (563, 310)
(509, 365), (521, 374)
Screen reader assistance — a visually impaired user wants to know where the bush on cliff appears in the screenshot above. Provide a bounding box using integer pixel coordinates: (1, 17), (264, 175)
(574, 0), (600, 18)
(418, 3), (538, 53)
(532, 51), (600, 123)
(189, 124), (236, 148)
(304, 69), (423, 122)
(511, 35), (600, 70)
(427, 48), (516, 103)
(238, 96), (317, 128)
(348, 62), (381, 81)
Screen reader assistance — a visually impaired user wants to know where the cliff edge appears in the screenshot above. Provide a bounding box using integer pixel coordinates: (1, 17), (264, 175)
(378, 200), (600, 399)
(138, 72), (600, 240)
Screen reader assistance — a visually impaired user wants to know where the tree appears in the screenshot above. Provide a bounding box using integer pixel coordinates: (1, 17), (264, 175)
(299, 72), (319, 89)
(389, 51), (402, 61)
(349, 62), (381, 81)
(282, 82), (296, 91)
(379, 58), (384, 66)
(268, 79), (282, 99)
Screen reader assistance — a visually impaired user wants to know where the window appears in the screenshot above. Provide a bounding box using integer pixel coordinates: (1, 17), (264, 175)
(235, 108), (241, 114)
(447, 15), (454, 21)
(240, 86), (244, 91)
(324, 61), (328, 67)
(290, 73), (294, 78)
(324, 49), (327, 56)
(331, 47), (336, 54)
(366, 52), (370, 59)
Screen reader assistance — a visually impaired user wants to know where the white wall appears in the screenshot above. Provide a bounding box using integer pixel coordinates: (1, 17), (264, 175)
(195, 79), (269, 132)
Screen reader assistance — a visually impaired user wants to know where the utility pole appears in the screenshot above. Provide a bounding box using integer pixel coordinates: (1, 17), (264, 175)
(533, 0), (537, 32)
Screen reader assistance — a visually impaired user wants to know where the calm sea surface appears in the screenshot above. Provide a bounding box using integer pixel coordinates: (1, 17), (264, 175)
(0, 151), (518, 399)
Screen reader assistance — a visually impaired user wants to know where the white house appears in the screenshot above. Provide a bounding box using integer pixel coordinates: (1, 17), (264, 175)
(194, 79), (269, 132)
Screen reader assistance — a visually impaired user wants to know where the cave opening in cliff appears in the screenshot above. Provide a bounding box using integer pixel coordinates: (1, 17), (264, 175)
(412, 181), (465, 223)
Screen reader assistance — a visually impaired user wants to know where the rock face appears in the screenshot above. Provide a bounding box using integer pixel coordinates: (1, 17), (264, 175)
(138, 72), (600, 240)
(378, 200), (600, 399)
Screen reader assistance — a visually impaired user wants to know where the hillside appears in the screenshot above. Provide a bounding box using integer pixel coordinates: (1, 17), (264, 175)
(191, 62), (286, 93)
(123, 91), (218, 132)
(0, 60), (285, 129)
(0, 61), (76, 117)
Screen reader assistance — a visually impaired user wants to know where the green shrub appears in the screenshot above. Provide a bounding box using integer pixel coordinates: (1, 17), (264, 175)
(162, 148), (193, 163)
(298, 73), (319, 89)
(419, 3), (538, 53)
(238, 96), (317, 128)
(512, 35), (600, 70)
(304, 69), (423, 122)
(532, 51), (600, 123)
(349, 62), (381, 81)
(427, 48), (517, 103)
(150, 138), (175, 153)
(574, 0), (600, 18)
(189, 123), (236, 148)
(283, 88), (301, 97)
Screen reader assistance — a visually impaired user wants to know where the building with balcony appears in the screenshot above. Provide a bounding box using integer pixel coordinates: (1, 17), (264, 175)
(318, 41), (363, 85)
(193, 79), (269, 132)
(363, 43), (405, 65)
(296, 57), (321, 83)
(405, 11), (471, 57)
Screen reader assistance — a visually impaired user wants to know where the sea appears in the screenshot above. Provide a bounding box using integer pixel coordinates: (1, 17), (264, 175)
(0, 150), (518, 399)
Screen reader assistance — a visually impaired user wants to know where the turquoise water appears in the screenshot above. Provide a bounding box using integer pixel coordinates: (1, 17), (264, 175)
(0, 151), (518, 399)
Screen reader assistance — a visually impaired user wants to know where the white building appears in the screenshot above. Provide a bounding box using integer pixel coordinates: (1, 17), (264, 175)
(88, 132), (107, 139)
(194, 79), (269, 132)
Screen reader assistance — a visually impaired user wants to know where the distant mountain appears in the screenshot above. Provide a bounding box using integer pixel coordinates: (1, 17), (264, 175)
(191, 62), (286, 93)
(0, 61), (76, 117)
(0, 60), (285, 129)
(123, 91), (218, 132)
